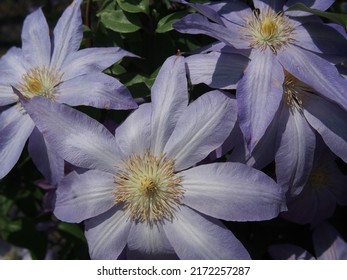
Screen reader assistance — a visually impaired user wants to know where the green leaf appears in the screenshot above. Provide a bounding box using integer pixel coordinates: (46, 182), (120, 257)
(156, 11), (189, 33)
(98, 9), (142, 33)
(286, 3), (347, 29)
(116, 0), (149, 14)
(57, 222), (86, 242)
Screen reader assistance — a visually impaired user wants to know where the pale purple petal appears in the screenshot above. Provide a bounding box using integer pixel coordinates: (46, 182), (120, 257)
(237, 48), (284, 152)
(19, 95), (121, 172)
(150, 56), (188, 154)
(57, 73), (137, 110)
(254, 0), (285, 11)
(207, 1), (251, 26)
(163, 206), (250, 260)
(61, 47), (136, 81)
(186, 52), (249, 89)
(115, 103), (151, 158)
(127, 223), (174, 255)
(294, 23), (347, 56)
(269, 244), (315, 260)
(50, 0), (83, 69)
(313, 222), (347, 260)
(54, 170), (115, 223)
(181, 162), (285, 221)
(277, 46), (347, 111)
(164, 91), (237, 171)
(0, 85), (18, 106)
(21, 8), (51, 67)
(302, 94), (347, 163)
(84, 206), (132, 260)
(275, 104), (316, 195)
(173, 13), (249, 49)
(28, 127), (64, 185)
(0, 47), (27, 78)
(0, 105), (35, 179)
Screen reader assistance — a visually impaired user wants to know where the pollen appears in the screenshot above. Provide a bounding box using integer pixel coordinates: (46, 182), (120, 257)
(17, 66), (62, 99)
(114, 150), (184, 225)
(242, 8), (295, 53)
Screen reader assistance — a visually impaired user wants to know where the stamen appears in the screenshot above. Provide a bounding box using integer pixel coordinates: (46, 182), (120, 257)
(17, 66), (62, 99)
(114, 150), (184, 225)
(241, 7), (295, 53)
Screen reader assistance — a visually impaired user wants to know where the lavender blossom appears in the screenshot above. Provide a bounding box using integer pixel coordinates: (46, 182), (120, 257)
(18, 55), (286, 259)
(0, 0), (137, 182)
(174, 0), (347, 153)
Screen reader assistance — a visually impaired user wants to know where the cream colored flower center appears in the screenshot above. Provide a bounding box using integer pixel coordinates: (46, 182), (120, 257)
(242, 8), (295, 53)
(114, 150), (184, 225)
(17, 66), (62, 99)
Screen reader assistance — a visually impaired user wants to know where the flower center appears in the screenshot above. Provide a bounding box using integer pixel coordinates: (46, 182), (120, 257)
(17, 66), (62, 99)
(282, 70), (313, 110)
(114, 150), (184, 225)
(308, 168), (329, 188)
(242, 8), (295, 53)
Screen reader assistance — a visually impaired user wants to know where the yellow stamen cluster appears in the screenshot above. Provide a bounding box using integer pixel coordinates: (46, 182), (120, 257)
(114, 150), (184, 225)
(242, 8), (295, 54)
(17, 66), (62, 99)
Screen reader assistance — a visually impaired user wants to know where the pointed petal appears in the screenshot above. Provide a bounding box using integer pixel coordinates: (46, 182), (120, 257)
(254, 0), (285, 11)
(150, 56), (188, 154)
(19, 95), (121, 172)
(50, 0), (83, 69)
(28, 127), (64, 185)
(54, 170), (115, 223)
(275, 104), (316, 195)
(313, 222), (347, 260)
(186, 52), (249, 89)
(61, 47), (136, 81)
(302, 94), (347, 163)
(84, 206), (132, 260)
(207, 1), (251, 26)
(0, 106), (35, 179)
(0, 85), (17, 106)
(277, 46), (347, 111)
(57, 73), (137, 110)
(21, 8), (51, 67)
(173, 13), (249, 49)
(237, 48), (284, 152)
(182, 162), (285, 221)
(0, 47), (27, 78)
(294, 23), (347, 56)
(163, 206), (250, 259)
(127, 223), (174, 255)
(164, 91), (237, 171)
(115, 103), (151, 157)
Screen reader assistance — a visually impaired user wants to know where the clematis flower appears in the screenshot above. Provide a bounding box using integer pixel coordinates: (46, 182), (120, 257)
(0, 0), (137, 182)
(174, 0), (347, 152)
(269, 222), (347, 260)
(18, 55), (286, 259)
(280, 139), (347, 225)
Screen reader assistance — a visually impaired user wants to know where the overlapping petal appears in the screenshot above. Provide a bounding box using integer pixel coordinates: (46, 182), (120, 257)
(186, 52), (249, 89)
(150, 55), (188, 154)
(163, 206), (250, 260)
(237, 48), (284, 152)
(182, 162), (285, 221)
(164, 91), (237, 171)
(84, 206), (132, 260)
(57, 73), (137, 110)
(19, 95), (121, 172)
(54, 170), (115, 223)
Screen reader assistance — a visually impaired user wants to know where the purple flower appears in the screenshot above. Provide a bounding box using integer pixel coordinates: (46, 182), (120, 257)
(0, 0), (137, 182)
(174, 0), (347, 152)
(280, 139), (347, 225)
(19, 55), (286, 259)
(269, 222), (347, 260)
